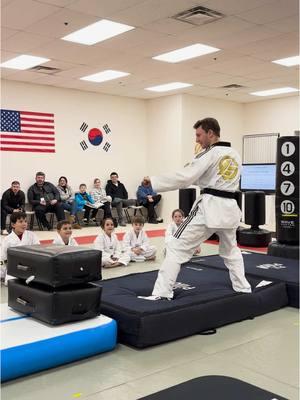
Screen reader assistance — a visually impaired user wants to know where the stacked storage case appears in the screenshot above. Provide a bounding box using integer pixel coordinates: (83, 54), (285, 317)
(7, 245), (102, 325)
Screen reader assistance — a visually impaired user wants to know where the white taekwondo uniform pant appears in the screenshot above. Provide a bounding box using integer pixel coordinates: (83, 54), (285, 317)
(152, 204), (251, 298)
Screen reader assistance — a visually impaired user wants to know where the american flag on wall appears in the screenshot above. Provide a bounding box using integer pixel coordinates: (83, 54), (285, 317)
(0, 109), (55, 153)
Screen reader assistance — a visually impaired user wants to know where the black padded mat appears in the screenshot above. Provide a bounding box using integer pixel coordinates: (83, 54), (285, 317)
(190, 252), (299, 308)
(94, 266), (288, 348)
(137, 375), (288, 400)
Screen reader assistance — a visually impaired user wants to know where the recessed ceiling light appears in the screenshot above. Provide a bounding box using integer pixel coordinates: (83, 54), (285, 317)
(250, 87), (299, 96)
(152, 43), (220, 63)
(272, 55), (300, 67)
(80, 70), (130, 83)
(62, 19), (135, 45)
(145, 82), (193, 92)
(0, 55), (50, 70)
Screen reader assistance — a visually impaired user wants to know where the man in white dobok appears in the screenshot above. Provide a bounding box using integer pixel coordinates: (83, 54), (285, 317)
(140, 117), (251, 300)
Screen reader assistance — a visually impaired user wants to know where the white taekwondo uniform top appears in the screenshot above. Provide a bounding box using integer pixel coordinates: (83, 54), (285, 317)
(151, 142), (242, 229)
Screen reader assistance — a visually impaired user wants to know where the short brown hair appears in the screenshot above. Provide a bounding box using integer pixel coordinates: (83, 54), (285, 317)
(193, 118), (220, 137)
(132, 215), (145, 225)
(56, 220), (71, 230)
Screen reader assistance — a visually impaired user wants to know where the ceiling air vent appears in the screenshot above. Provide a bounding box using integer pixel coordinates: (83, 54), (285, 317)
(30, 65), (61, 74)
(172, 6), (225, 26)
(221, 84), (245, 89)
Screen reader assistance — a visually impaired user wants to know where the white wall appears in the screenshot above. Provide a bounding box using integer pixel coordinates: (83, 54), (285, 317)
(181, 94), (244, 163)
(243, 95), (300, 137)
(0, 80), (147, 200)
(146, 95), (183, 219)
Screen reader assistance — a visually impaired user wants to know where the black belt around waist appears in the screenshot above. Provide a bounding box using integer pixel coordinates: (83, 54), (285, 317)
(200, 188), (238, 199)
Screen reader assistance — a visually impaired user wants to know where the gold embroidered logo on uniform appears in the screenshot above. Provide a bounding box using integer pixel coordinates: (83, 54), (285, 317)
(194, 143), (202, 155)
(218, 156), (238, 180)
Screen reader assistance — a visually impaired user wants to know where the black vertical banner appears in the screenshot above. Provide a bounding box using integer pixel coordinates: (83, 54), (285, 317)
(275, 136), (299, 245)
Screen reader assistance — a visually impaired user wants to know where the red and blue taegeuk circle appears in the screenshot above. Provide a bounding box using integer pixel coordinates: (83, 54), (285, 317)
(88, 128), (103, 146)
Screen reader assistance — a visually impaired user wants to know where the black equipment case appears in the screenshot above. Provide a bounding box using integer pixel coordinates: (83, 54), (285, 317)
(8, 279), (102, 325)
(7, 245), (102, 287)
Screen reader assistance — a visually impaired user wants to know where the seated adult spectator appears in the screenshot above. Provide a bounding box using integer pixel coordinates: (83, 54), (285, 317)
(27, 171), (65, 230)
(105, 172), (136, 227)
(137, 177), (162, 224)
(89, 178), (112, 222)
(57, 176), (81, 229)
(1, 181), (25, 235)
(74, 184), (96, 225)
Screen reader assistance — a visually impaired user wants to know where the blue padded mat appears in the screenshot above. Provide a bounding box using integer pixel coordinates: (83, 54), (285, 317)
(190, 252), (299, 308)
(1, 304), (117, 382)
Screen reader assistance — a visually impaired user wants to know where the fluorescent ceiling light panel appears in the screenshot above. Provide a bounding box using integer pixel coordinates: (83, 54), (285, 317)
(0, 55), (50, 70)
(62, 19), (135, 45)
(272, 55), (300, 67)
(80, 70), (130, 82)
(153, 43), (220, 63)
(145, 82), (193, 92)
(250, 87), (299, 96)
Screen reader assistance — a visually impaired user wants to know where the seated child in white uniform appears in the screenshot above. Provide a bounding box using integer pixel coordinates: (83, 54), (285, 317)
(165, 209), (201, 254)
(1, 212), (40, 285)
(123, 216), (156, 262)
(94, 217), (130, 268)
(165, 209), (185, 243)
(52, 220), (78, 246)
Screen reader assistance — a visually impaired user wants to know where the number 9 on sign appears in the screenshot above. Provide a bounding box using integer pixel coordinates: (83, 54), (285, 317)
(280, 200), (295, 214)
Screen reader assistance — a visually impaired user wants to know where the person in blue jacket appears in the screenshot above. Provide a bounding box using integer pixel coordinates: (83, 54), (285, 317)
(75, 184), (95, 225)
(137, 177), (162, 224)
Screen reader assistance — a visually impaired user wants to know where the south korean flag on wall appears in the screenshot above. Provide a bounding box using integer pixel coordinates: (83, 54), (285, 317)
(79, 121), (112, 153)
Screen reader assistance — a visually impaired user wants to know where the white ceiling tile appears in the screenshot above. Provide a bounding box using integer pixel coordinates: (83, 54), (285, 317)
(55, 65), (100, 78)
(143, 18), (196, 35)
(43, 59), (80, 70)
(95, 28), (173, 51)
(67, 0), (144, 18)
(176, 16), (255, 45)
(200, 56), (268, 75)
(2, 0), (60, 30)
(109, 0), (200, 27)
(202, 0), (277, 15)
(31, 73), (71, 85)
(25, 8), (99, 38)
(232, 32), (299, 60)
(35, 0), (76, 6)
(0, 27), (20, 43)
(212, 26), (282, 49)
(124, 35), (190, 58)
(266, 15), (299, 33)
(243, 66), (299, 80)
(0, 68), (19, 77)
(2, 31), (53, 53)
(0, 50), (22, 62)
(30, 39), (108, 64)
(236, 0), (299, 24)
(1, 0), (15, 6)
(5, 70), (44, 81)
